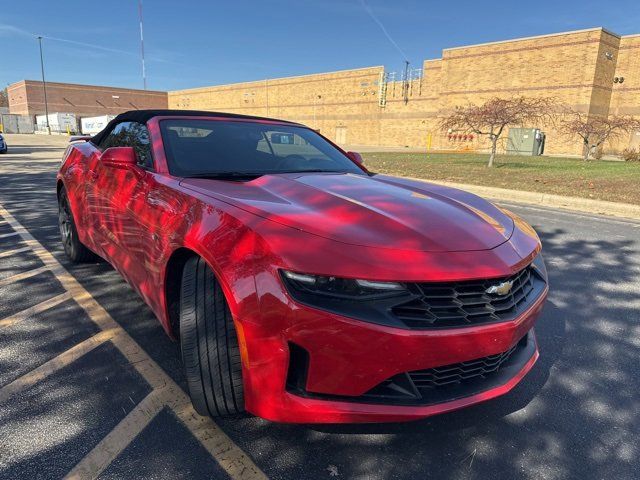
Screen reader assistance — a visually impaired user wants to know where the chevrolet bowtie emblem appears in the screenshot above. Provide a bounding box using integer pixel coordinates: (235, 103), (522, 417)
(485, 280), (514, 296)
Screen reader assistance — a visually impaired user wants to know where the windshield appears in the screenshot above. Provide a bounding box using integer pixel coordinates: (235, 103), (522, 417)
(160, 119), (364, 177)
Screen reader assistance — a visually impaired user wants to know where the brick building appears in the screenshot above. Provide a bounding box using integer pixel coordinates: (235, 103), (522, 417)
(169, 27), (640, 156)
(7, 80), (167, 118)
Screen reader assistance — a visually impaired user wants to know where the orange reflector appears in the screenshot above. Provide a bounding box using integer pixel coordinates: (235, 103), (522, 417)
(234, 320), (250, 368)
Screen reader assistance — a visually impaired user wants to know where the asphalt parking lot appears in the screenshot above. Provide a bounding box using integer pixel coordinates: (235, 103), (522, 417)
(0, 134), (639, 480)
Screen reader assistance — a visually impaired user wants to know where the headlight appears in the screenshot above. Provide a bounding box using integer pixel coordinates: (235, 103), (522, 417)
(280, 270), (412, 326)
(281, 270), (406, 300)
(531, 252), (548, 281)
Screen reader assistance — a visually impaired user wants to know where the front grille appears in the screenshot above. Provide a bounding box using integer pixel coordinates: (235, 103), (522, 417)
(391, 265), (544, 329)
(408, 343), (518, 388)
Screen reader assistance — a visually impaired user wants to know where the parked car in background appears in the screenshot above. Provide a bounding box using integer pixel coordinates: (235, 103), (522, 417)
(0, 134), (7, 153)
(57, 109), (548, 423)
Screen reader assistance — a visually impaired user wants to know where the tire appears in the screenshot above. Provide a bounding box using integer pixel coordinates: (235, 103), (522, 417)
(180, 256), (245, 417)
(58, 187), (96, 263)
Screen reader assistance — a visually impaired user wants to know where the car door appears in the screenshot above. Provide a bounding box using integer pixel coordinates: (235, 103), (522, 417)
(84, 127), (118, 255)
(90, 122), (155, 290)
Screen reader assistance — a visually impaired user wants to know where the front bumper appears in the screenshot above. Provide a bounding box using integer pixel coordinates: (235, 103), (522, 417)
(241, 283), (547, 423)
(278, 335), (539, 423)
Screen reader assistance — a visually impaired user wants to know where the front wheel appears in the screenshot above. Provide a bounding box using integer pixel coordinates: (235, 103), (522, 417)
(180, 256), (245, 417)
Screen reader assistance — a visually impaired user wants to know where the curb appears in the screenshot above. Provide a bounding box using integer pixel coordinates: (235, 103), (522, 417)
(406, 177), (640, 220)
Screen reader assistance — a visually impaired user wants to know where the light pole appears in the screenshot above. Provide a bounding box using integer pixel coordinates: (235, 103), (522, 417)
(37, 36), (51, 134)
(138, 0), (147, 90)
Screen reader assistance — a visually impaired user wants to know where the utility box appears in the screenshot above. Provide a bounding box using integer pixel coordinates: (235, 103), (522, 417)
(506, 128), (545, 156)
(81, 115), (116, 135)
(35, 112), (78, 134)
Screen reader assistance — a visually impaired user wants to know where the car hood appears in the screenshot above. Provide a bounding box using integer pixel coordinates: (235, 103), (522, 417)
(180, 173), (514, 252)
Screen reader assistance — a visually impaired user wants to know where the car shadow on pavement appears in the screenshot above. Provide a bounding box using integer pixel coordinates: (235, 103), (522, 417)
(0, 166), (189, 381)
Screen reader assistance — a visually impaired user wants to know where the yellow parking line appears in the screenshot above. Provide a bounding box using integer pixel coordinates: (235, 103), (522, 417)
(64, 389), (166, 480)
(0, 292), (72, 328)
(0, 328), (117, 403)
(0, 204), (268, 480)
(0, 246), (31, 259)
(108, 332), (268, 480)
(0, 265), (49, 288)
(0, 231), (19, 239)
(171, 400), (266, 478)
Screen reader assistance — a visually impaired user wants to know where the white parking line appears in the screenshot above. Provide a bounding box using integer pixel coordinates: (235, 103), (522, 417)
(0, 205), (268, 480)
(0, 265), (49, 288)
(0, 291), (72, 328)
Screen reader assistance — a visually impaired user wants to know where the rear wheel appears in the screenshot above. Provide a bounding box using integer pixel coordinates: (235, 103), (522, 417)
(180, 256), (245, 417)
(58, 187), (96, 263)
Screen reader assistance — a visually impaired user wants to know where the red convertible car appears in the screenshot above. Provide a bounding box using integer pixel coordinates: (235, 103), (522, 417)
(57, 110), (548, 423)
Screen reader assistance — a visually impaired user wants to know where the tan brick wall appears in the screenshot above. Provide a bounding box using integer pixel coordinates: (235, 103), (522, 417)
(385, 28), (622, 155)
(170, 67), (384, 145)
(168, 27), (640, 156)
(610, 35), (640, 116)
(607, 35), (640, 154)
(7, 80), (168, 117)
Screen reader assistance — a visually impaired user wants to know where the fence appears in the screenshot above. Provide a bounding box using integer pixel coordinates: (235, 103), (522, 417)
(0, 114), (34, 134)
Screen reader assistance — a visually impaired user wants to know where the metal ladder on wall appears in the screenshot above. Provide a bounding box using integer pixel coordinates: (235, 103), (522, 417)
(378, 71), (388, 108)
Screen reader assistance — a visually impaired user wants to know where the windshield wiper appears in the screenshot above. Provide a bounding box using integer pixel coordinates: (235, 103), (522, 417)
(182, 169), (354, 180)
(275, 169), (348, 174)
(182, 172), (263, 180)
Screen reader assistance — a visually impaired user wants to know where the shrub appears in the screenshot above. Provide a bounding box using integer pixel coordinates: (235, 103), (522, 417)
(621, 148), (640, 162)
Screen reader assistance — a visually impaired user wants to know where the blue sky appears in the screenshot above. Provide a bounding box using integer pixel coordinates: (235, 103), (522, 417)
(1, 0), (638, 92)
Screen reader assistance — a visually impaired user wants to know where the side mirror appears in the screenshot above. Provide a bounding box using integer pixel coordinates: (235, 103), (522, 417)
(346, 151), (364, 165)
(101, 147), (142, 175)
(101, 146), (137, 166)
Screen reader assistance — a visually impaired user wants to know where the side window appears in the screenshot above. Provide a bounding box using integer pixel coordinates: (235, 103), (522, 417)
(128, 123), (153, 169)
(98, 122), (128, 150)
(99, 122), (153, 170)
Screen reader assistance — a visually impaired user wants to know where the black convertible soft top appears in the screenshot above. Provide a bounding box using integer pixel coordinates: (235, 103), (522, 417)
(90, 109), (300, 145)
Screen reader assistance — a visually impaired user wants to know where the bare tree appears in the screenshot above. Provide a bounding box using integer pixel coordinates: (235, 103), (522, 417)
(560, 111), (640, 160)
(440, 96), (555, 167)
